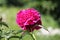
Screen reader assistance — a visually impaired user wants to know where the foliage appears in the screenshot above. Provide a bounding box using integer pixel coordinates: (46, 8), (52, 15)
(0, 0), (60, 40)
(0, 16), (37, 40)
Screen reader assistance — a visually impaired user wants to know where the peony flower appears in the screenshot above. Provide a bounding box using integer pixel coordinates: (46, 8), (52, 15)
(16, 8), (42, 32)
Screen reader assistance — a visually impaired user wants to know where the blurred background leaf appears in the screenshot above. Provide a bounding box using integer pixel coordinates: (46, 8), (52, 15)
(0, 22), (8, 27)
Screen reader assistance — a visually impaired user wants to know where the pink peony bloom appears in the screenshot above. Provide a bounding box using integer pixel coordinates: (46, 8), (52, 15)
(16, 8), (42, 32)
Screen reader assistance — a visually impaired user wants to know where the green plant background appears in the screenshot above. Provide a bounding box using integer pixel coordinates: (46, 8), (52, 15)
(0, 0), (60, 40)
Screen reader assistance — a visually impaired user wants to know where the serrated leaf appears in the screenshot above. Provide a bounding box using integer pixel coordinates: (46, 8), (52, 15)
(0, 22), (9, 28)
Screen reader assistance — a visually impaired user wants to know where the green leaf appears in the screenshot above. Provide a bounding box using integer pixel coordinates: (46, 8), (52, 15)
(8, 36), (20, 40)
(39, 25), (49, 32)
(0, 36), (3, 40)
(0, 22), (9, 28)
(14, 30), (23, 34)
(42, 25), (49, 32)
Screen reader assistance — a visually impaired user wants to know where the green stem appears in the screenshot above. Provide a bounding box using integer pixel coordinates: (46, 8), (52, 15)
(19, 32), (25, 40)
(30, 33), (36, 40)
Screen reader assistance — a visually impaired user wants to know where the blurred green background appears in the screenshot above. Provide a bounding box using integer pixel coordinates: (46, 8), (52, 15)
(0, 0), (60, 40)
